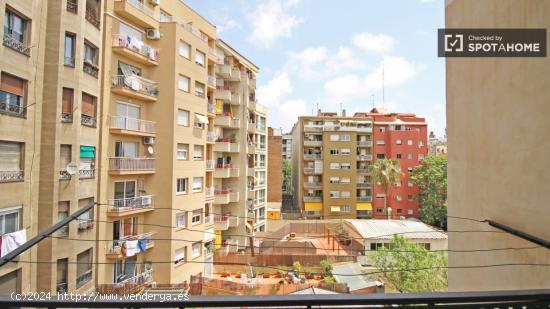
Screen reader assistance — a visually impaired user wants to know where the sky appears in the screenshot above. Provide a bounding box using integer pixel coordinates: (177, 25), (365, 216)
(185, 0), (446, 136)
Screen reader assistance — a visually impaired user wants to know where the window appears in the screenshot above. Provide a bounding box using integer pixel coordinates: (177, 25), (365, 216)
(396, 139), (402, 145)
(191, 242), (201, 258)
(114, 181), (136, 207)
(341, 163), (351, 170)
(0, 141), (24, 181)
(81, 93), (97, 126)
(408, 209), (414, 215)
(194, 113), (208, 129)
(329, 163), (340, 170)
(396, 208), (403, 214)
(192, 209), (202, 225)
(395, 195), (402, 201)
(179, 41), (190, 59)
(176, 178), (187, 194)
(177, 143), (188, 160)
(83, 40), (98, 65)
(178, 75), (190, 92)
(341, 177), (351, 184)
(408, 194), (414, 201)
(407, 153), (413, 160)
(114, 141), (137, 157)
(0, 206), (21, 234)
(193, 145), (204, 160)
(57, 202), (69, 237)
(379, 127), (385, 133)
(195, 50), (205, 66)
(407, 139), (413, 146)
(407, 167), (413, 173)
(56, 258), (68, 293)
(85, 0), (100, 28)
(329, 177), (339, 184)
(376, 208), (384, 213)
(418, 153), (425, 161)
(341, 205), (351, 213)
(329, 191), (340, 198)
(192, 177), (203, 192)
(329, 134), (339, 141)
(160, 10), (172, 22)
(341, 148), (351, 155)
(396, 153), (402, 159)
(61, 88), (73, 122)
(376, 140), (385, 145)
(419, 140), (424, 147)
(76, 248), (92, 288)
(174, 247), (187, 265)
(59, 144), (72, 176)
(329, 149), (339, 155)
(63, 32), (76, 67)
(77, 198), (94, 231)
(79, 145), (95, 177)
(341, 191), (351, 198)
(0, 72), (26, 117)
(3, 8), (30, 55)
(377, 153), (385, 159)
(341, 135), (351, 141)
(112, 217), (138, 239)
(176, 213), (186, 229)
(376, 194), (385, 199)
(177, 109), (189, 126)
(195, 82), (205, 98)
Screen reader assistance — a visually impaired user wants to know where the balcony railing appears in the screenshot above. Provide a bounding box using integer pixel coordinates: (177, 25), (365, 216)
(0, 170), (24, 182)
(304, 140), (323, 147)
(83, 61), (99, 78)
(358, 140), (373, 147)
(0, 102), (25, 117)
(304, 182), (322, 189)
(2, 35), (30, 56)
(357, 154), (373, 161)
(112, 75), (159, 98)
(304, 124), (323, 132)
(98, 269), (154, 295)
(207, 131), (218, 142)
(107, 232), (155, 257)
(357, 168), (370, 174)
(66, 0), (77, 13)
(59, 170), (71, 180)
(357, 182), (371, 188)
(206, 160), (216, 169)
(81, 114), (96, 127)
(207, 75), (216, 87)
(127, 0), (155, 17)
(304, 153), (322, 160)
(207, 103), (216, 114)
(109, 157), (155, 172)
(304, 196), (322, 202)
(64, 56), (75, 67)
(112, 34), (158, 62)
(357, 196), (373, 202)
(76, 269), (92, 288)
(205, 187), (215, 197)
(60, 112), (73, 123)
(108, 195), (154, 213)
(85, 6), (100, 28)
(110, 115), (156, 134)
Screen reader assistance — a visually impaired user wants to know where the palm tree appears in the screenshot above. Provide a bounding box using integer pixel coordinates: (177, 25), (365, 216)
(368, 158), (403, 219)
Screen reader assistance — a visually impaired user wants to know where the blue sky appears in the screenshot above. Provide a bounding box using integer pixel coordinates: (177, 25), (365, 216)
(185, 0), (446, 136)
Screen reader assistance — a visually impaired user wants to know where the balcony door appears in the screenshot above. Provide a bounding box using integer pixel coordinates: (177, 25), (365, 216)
(116, 102), (140, 131)
(115, 141), (138, 158)
(114, 181), (136, 208)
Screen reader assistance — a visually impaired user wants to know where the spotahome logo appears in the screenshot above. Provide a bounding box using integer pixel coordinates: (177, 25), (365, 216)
(438, 29), (546, 57)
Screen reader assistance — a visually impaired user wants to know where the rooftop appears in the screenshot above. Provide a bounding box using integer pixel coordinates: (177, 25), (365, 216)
(345, 219), (447, 240)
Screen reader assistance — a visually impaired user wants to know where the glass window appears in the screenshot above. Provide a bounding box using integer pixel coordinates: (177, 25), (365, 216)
(0, 73), (26, 116)
(177, 143), (188, 160)
(192, 177), (203, 192)
(195, 50), (205, 66)
(191, 242), (201, 258)
(177, 109), (189, 126)
(329, 134), (339, 141)
(193, 145), (203, 160)
(114, 141), (137, 157)
(179, 41), (190, 59)
(396, 139), (402, 145)
(176, 178), (187, 194)
(195, 82), (205, 97)
(0, 141), (23, 172)
(0, 206), (21, 234)
(76, 248), (92, 287)
(176, 213), (186, 228)
(64, 33), (75, 66)
(178, 75), (190, 92)
(4, 9), (28, 44)
(175, 247), (186, 264)
(83, 41), (98, 65)
(192, 209), (201, 225)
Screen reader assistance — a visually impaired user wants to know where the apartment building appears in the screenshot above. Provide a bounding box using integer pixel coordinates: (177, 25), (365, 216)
(267, 127), (282, 214)
(359, 108), (428, 219)
(446, 0), (550, 291)
(0, 0), (102, 295)
(282, 133), (292, 160)
(291, 111), (374, 219)
(96, 0), (218, 289)
(212, 39), (267, 254)
(428, 131), (447, 157)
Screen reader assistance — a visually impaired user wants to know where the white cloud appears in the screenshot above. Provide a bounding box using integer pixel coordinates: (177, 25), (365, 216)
(256, 72), (292, 108)
(278, 100), (307, 131)
(352, 32), (396, 54)
(217, 18), (242, 33)
(247, 0), (304, 48)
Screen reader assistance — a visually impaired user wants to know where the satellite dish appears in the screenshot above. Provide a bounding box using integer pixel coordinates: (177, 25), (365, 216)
(147, 146), (154, 155)
(66, 163), (78, 175)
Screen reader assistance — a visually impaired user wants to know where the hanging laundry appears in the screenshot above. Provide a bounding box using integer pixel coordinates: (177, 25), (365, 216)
(125, 240), (139, 257)
(137, 238), (147, 252)
(1, 229), (27, 257)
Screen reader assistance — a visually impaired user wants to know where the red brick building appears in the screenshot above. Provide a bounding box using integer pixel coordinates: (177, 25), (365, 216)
(356, 108), (428, 219)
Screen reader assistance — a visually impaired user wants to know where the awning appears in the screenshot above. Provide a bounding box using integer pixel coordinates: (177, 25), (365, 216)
(195, 114), (209, 124)
(356, 203), (372, 211)
(80, 146), (95, 158)
(304, 202), (322, 211)
(330, 206), (341, 212)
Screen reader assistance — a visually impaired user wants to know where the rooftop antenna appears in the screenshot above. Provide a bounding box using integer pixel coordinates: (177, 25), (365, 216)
(371, 94), (375, 109)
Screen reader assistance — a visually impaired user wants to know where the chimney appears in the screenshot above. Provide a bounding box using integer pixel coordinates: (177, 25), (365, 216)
(342, 109), (346, 117)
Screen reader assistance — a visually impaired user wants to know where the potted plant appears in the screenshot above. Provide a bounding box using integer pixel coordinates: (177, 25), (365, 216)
(292, 261), (302, 277)
(275, 265), (287, 278)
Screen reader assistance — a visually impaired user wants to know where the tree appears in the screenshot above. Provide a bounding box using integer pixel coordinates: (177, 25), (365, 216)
(410, 155), (447, 229)
(369, 159), (403, 218)
(370, 235), (447, 292)
(282, 159), (292, 192)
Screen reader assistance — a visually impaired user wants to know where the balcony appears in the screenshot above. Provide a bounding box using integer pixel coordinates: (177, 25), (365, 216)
(357, 210), (372, 218)
(357, 196), (373, 202)
(230, 191), (240, 203)
(358, 140), (373, 147)
(228, 215), (239, 228)
(112, 35), (159, 66)
(59, 170), (71, 180)
(111, 75), (158, 102)
(230, 93), (241, 105)
(357, 168), (370, 174)
(214, 189), (232, 205)
(304, 124), (323, 132)
(304, 153), (322, 160)
(304, 182), (322, 189)
(109, 116), (156, 136)
(207, 103), (216, 115)
(60, 112), (73, 123)
(205, 187), (215, 199)
(83, 61), (99, 78)
(179, 22), (209, 43)
(304, 196), (322, 202)
(0, 170), (24, 183)
(214, 166), (239, 178)
(81, 114), (96, 127)
(214, 87), (231, 101)
(105, 232), (156, 259)
(304, 167), (322, 175)
(207, 75), (216, 88)
(247, 122), (256, 133)
(0, 102), (25, 118)
(206, 160), (216, 170)
(214, 140), (240, 152)
(79, 169), (95, 179)
(216, 65), (241, 81)
(357, 154), (373, 161)
(304, 140), (323, 147)
(108, 157), (155, 175)
(107, 195), (154, 216)
(114, 0), (158, 29)
(357, 182), (372, 189)
(97, 269), (153, 296)
(214, 115), (240, 129)
(2, 35), (30, 56)
(248, 78), (256, 90)
(214, 215), (230, 231)
(355, 126), (373, 133)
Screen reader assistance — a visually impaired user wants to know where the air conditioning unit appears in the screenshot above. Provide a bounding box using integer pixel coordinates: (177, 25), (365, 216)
(146, 28), (161, 40)
(141, 196), (152, 206)
(149, 0), (160, 5)
(143, 136), (155, 145)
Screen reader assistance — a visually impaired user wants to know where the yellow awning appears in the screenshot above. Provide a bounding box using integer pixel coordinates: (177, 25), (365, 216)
(357, 203), (372, 211)
(330, 206), (341, 212)
(304, 202), (322, 211)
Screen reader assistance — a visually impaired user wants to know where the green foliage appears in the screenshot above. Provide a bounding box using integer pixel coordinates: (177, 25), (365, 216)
(282, 159), (292, 192)
(323, 275), (336, 284)
(319, 259), (332, 276)
(410, 155), (448, 229)
(292, 261), (302, 274)
(370, 235), (448, 292)
(368, 159), (403, 216)
(276, 265), (287, 276)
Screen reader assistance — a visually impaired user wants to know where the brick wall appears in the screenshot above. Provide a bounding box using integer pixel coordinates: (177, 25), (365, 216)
(268, 127), (282, 202)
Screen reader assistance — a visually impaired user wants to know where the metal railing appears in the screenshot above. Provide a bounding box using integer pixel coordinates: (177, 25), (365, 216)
(2, 35), (30, 55)
(110, 115), (156, 134)
(206, 160), (216, 169)
(112, 75), (159, 97)
(304, 153), (322, 160)
(112, 34), (158, 61)
(85, 6), (100, 28)
(66, 0), (77, 13)
(108, 195), (154, 212)
(358, 154), (373, 161)
(64, 56), (75, 67)
(2, 290), (550, 307)
(205, 187), (215, 197)
(126, 0), (155, 17)
(83, 61), (99, 77)
(207, 103), (216, 114)
(357, 182), (371, 188)
(304, 196), (322, 202)
(81, 114), (96, 127)
(357, 196), (373, 202)
(0, 170), (24, 182)
(304, 182), (322, 188)
(357, 168), (370, 174)
(304, 140), (323, 146)
(107, 232), (156, 256)
(60, 112), (72, 123)
(304, 124), (323, 132)
(0, 102), (25, 117)
(109, 157), (155, 171)
(75, 269), (92, 288)
(207, 75), (216, 86)
(358, 140), (373, 147)
(59, 170), (71, 180)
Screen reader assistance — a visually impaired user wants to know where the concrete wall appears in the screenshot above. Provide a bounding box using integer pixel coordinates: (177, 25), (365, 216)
(446, 0), (550, 291)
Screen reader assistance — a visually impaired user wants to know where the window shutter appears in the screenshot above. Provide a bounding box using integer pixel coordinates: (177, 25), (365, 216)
(62, 88), (73, 113)
(81, 93), (95, 117)
(1, 73), (25, 96)
(0, 142), (21, 171)
(60, 145), (72, 169)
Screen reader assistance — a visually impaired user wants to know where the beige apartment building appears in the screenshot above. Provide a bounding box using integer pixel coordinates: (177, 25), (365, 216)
(446, 0), (550, 291)
(212, 39), (268, 254)
(291, 111), (374, 220)
(0, 0), (102, 295)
